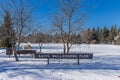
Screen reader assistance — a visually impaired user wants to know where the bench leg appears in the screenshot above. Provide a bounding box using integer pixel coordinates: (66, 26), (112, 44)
(9, 55), (10, 58)
(47, 58), (49, 65)
(77, 58), (79, 65)
(31, 54), (33, 58)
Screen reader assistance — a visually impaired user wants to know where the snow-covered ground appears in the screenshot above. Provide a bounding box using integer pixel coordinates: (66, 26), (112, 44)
(0, 43), (120, 80)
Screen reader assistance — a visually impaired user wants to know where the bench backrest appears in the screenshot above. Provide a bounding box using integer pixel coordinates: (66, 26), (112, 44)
(17, 50), (36, 54)
(35, 53), (93, 59)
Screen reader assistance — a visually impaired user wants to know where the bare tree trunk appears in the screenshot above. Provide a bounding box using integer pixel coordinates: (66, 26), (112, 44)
(63, 42), (66, 54)
(17, 38), (21, 50)
(66, 42), (71, 54)
(66, 17), (71, 54)
(12, 45), (19, 61)
(39, 43), (43, 53)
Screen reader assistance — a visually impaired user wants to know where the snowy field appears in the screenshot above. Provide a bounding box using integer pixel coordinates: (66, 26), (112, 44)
(0, 43), (120, 80)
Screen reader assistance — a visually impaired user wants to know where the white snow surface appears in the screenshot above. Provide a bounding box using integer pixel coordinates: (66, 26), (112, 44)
(0, 43), (120, 80)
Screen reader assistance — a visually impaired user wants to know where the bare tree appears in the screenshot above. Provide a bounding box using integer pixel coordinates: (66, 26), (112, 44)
(53, 0), (85, 54)
(0, 0), (34, 61)
(53, 15), (66, 54)
(11, 0), (34, 48)
(0, 1), (19, 61)
(30, 24), (44, 53)
(36, 32), (44, 53)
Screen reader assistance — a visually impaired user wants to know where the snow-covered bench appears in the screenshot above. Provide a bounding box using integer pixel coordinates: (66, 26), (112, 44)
(34, 53), (93, 65)
(17, 50), (36, 57)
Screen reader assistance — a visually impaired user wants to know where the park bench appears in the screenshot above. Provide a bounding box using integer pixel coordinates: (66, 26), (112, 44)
(17, 50), (36, 57)
(34, 53), (93, 65)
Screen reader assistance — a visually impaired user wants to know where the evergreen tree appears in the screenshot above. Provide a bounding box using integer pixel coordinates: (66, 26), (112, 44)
(107, 25), (117, 44)
(96, 27), (101, 43)
(91, 28), (97, 40)
(76, 33), (81, 43)
(85, 28), (91, 44)
(0, 11), (14, 48)
(101, 26), (109, 43)
(117, 27), (120, 34)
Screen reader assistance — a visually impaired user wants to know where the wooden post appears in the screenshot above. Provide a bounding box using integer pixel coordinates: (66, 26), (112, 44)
(19, 54), (20, 57)
(77, 54), (79, 65)
(47, 58), (49, 65)
(9, 55), (10, 58)
(32, 53), (34, 58)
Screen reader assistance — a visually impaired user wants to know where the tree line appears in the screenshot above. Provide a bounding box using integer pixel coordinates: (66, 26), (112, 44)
(1, 25), (120, 46)
(1, 24), (119, 46)
(9, 25), (119, 45)
(81, 25), (120, 44)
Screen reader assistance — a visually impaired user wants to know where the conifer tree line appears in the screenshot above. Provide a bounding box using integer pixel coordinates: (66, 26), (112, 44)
(1, 24), (120, 47)
(80, 25), (120, 44)
(52, 25), (120, 44)
(1, 12), (120, 47)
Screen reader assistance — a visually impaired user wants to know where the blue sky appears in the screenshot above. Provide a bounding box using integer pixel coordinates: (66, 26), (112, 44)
(28, 0), (120, 29)
(84, 0), (120, 28)
(1, 0), (120, 29)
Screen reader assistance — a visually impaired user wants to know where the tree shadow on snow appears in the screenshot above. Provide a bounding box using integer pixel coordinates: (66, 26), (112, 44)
(0, 56), (120, 74)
